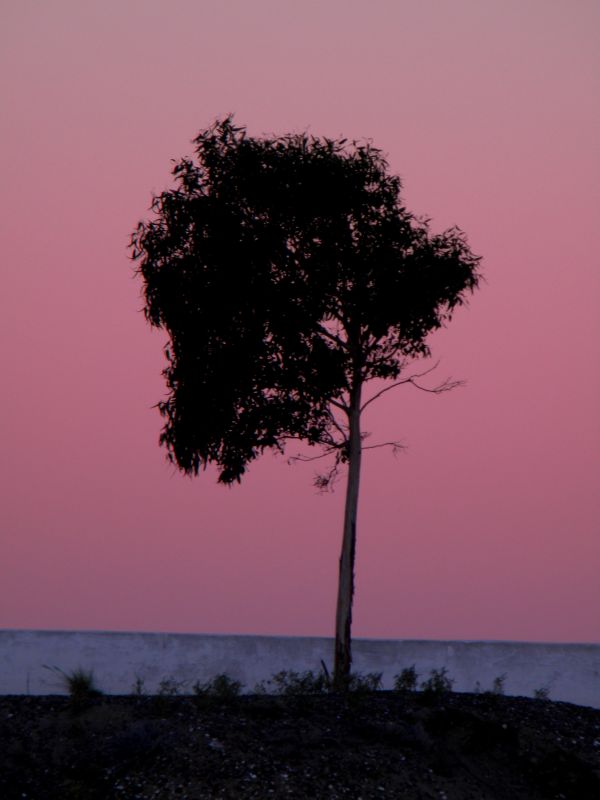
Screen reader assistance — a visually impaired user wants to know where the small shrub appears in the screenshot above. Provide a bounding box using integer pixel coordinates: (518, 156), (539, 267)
(193, 673), (243, 699)
(421, 667), (454, 695)
(157, 678), (182, 696)
(533, 686), (550, 700)
(254, 663), (333, 696)
(66, 668), (102, 702)
(43, 665), (102, 705)
(259, 669), (330, 696)
(131, 676), (146, 696)
(253, 666), (381, 695)
(348, 671), (383, 693)
(393, 665), (418, 692)
(149, 677), (187, 716)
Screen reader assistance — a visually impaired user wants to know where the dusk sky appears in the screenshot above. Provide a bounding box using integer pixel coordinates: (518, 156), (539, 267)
(1, 0), (599, 643)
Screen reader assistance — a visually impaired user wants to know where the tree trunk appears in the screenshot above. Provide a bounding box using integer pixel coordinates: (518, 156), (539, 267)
(333, 383), (362, 690)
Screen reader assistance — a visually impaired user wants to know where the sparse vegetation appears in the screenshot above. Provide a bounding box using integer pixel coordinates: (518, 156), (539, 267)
(38, 663), (561, 708)
(65, 668), (102, 703)
(254, 669), (330, 696)
(347, 671), (383, 693)
(534, 686), (550, 700)
(130, 675), (146, 696)
(253, 668), (383, 695)
(43, 665), (102, 706)
(157, 677), (183, 696)
(393, 665), (418, 692)
(193, 673), (243, 699)
(420, 667), (454, 695)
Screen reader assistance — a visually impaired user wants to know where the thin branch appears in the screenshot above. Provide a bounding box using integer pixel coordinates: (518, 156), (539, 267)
(316, 324), (348, 351)
(320, 432), (342, 449)
(287, 445), (342, 465)
(329, 397), (349, 413)
(314, 460), (342, 493)
(327, 409), (349, 441)
(361, 441), (405, 453)
(279, 426), (345, 454)
(360, 361), (463, 412)
(360, 361), (440, 411)
(362, 441), (406, 461)
(410, 376), (464, 394)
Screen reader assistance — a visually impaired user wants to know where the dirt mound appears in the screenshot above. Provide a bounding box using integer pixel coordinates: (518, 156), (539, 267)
(1, 691), (599, 799)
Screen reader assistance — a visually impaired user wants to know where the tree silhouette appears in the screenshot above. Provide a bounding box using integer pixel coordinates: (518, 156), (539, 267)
(130, 117), (481, 689)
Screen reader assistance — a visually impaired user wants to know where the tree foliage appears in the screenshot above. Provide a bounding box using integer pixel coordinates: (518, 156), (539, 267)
(130, 117), (481, 484)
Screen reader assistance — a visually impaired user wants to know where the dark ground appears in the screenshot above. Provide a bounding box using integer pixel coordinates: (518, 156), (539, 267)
(2, 691), (599, 799)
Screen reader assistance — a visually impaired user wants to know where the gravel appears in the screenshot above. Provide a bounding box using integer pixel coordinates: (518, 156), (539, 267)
(1, 691), (599, 799)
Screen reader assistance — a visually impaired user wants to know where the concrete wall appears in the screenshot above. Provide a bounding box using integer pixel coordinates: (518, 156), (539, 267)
(1, 629), (599, 708)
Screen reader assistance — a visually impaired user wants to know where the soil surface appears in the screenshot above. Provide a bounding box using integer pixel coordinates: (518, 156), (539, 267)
(1, 691), (599, 799)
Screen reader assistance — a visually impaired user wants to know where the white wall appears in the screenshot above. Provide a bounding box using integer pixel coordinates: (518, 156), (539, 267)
(1, 630), (599, 708)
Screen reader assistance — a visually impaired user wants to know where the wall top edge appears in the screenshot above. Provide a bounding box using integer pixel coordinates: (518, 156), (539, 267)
(1, 629), (599, 648)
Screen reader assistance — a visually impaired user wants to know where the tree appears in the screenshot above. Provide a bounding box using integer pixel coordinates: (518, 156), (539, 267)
(130, 117), (481, 689)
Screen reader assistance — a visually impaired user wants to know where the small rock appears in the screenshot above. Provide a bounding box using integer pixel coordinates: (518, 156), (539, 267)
(207, 738), (224, 750)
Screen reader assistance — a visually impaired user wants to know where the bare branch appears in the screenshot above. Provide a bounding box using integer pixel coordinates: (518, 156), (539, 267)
(287, 445), (342, 465)
(329, 397), (349, 413)
(307, 436), (408, 493)
(327, 410), (349, 442)
(360, 361), (463, 412)
(360, 361), (440, 411)
(410, 376), (464, 394)
(361, 441), (405, 456)
(360, 379), (405, 411)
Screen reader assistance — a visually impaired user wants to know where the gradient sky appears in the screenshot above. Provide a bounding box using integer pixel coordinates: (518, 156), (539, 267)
(1, 0), (599, 643)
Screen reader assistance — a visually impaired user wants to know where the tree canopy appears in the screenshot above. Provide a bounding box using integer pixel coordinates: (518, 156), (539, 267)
(131, 117), (481, 485)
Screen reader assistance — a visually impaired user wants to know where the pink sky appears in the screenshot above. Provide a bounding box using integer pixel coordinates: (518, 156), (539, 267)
(1, 0), (599, 643)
